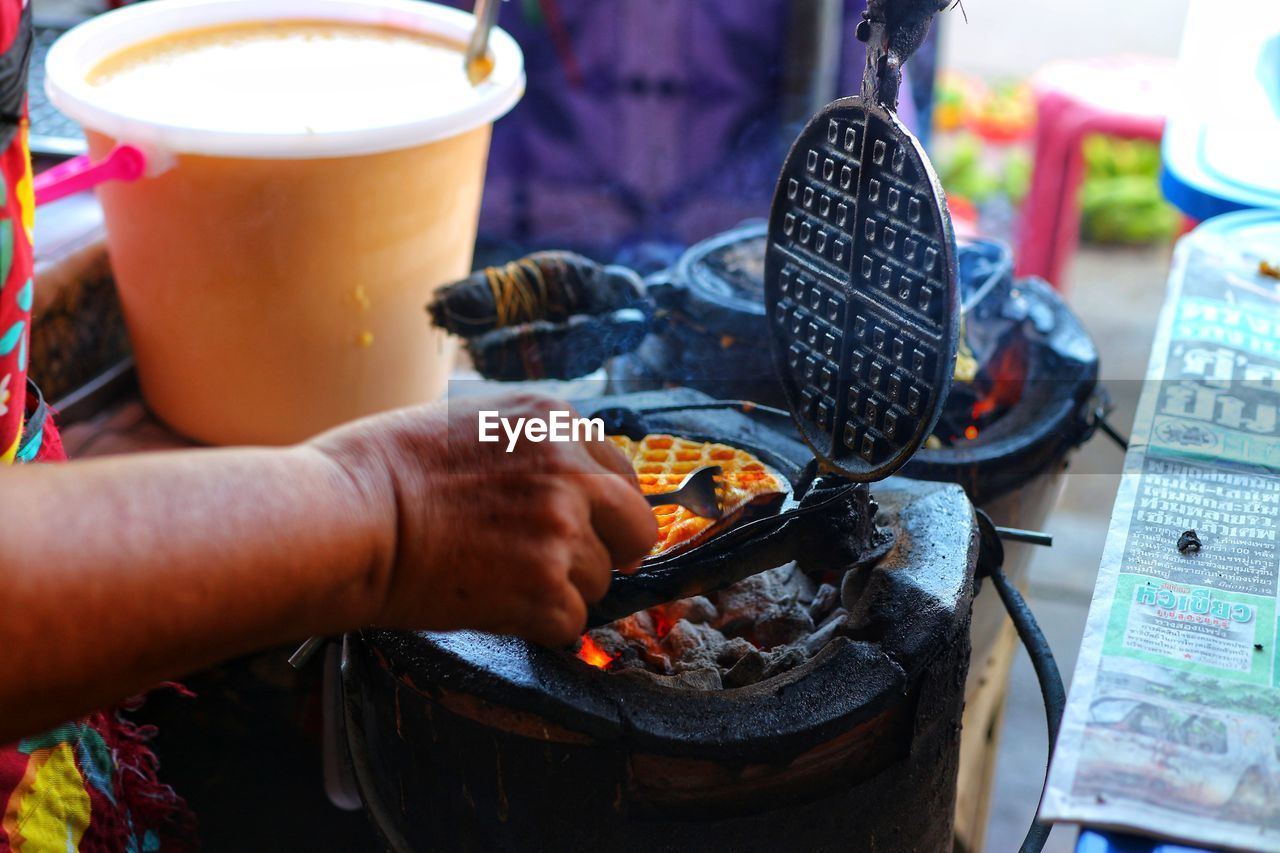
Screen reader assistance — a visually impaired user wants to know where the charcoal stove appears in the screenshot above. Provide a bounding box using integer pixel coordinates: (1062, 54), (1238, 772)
(340, 391), (978, 853)
(334, 5), (1063, 850)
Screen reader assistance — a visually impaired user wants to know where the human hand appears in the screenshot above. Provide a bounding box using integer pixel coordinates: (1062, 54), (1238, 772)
(310, 393), (657, 646)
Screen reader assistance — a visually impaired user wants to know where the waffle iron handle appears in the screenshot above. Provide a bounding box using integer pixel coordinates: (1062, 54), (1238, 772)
(586, 473), (856, 628)
(857, 0), (951, 108)
(586, 516), (809, 628)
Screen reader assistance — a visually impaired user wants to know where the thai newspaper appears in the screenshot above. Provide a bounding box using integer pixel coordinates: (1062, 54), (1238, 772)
(1042, 212), (1280, 852)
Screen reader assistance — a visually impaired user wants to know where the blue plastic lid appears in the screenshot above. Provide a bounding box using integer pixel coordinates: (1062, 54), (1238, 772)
(1161, 2), (1280, 220)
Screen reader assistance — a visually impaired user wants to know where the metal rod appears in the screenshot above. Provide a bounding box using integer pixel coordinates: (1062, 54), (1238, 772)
(995, 526), (1053, 547)
(465, 0), (501, 84)
(288, 635), (327, 669)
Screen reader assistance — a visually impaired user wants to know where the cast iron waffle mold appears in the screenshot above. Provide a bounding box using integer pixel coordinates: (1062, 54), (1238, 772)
(764, 95), (959, 481)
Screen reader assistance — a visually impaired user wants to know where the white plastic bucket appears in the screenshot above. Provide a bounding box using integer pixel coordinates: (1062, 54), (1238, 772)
(46, 0), (524, 445)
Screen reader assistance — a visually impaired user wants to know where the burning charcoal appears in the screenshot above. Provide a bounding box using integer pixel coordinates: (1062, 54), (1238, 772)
(617, 610), (658, 637)
(662, 619), (723, 668)
(664, 596), (719, 625)
(791, 570), (819, 606)
(751, 602), (815, 649)
(584, 627), (629, 658)
(712, 567), (799, 634)
(616, 611), (664, 649)
(723, 649), (767, 688)
(762, 647), (808, 680)
(610, 612), (673, 673)
(593, 554), (845, 686)
(808, 583), (840, 622)
(1177, 529), (1202, 554)
(715, 637), (756, 669)
(639, 647), (673, 674)
(770, 562), (798, 586)
(584, 627), (655, 672)
(805, 608), (850, 656)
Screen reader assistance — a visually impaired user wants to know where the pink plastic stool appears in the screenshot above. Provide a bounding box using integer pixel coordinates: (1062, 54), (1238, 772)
(1015, 56), (1173, 290)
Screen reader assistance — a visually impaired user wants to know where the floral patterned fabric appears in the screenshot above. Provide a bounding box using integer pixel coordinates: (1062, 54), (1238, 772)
(0, 2), (192, 850)
(0, 0), (32, 464)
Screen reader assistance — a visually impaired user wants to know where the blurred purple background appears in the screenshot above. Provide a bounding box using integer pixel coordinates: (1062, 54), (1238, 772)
(443, 0), (937, 268)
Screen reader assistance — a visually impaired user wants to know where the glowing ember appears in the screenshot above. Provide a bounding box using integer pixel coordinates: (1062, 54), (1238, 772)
(970, 395), (999, 420)
(936, 338), (1029, 445)
(652, 609), (674, 639)
(576, 635), (616, 670)
(969, 339), (1026, 424)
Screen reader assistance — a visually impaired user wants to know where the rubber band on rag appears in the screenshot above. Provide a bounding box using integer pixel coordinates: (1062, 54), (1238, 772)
(485, 255), (560, 327)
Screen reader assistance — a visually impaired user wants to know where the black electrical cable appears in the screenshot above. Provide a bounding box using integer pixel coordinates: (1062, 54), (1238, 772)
(990, 563), (1066, 853)
(976, 510), (1067, 853)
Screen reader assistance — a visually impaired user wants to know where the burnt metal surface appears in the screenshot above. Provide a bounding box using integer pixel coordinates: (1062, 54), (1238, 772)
(344, 625), (970, 853)
(343, 470), (975, 851)
(673, 224), (769, 318)
(765, 95), (959, 481)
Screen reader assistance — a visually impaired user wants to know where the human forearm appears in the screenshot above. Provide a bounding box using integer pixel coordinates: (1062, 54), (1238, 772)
(0, 394), (656, 744)
(0, 445), (391, 741)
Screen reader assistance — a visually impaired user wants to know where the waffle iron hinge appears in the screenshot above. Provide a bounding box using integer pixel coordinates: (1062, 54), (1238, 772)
(858, 0), (952, 108)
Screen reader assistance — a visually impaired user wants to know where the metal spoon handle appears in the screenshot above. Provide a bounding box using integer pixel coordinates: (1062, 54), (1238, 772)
(289, 635), (327, 669)
(641, 466), (723, 519)
(465, 0), (501, 84)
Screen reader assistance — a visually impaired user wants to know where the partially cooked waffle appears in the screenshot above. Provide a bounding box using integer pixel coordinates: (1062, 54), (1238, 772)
(609, 434), (787, 559)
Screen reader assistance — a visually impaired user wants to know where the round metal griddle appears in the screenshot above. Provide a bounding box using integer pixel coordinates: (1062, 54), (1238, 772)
(764, 95), (959, 481)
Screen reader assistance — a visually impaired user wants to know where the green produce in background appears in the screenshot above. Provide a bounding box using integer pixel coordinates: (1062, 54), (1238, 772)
(936, 133), (1031, 205)
(1079, 135), (1180, 245)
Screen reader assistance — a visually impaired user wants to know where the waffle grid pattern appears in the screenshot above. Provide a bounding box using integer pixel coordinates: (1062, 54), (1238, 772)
(608, 434), (786, 558)
(765, 98), (957, 480)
